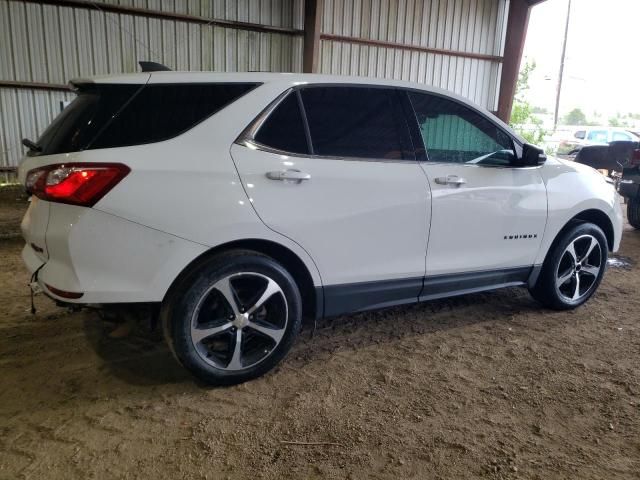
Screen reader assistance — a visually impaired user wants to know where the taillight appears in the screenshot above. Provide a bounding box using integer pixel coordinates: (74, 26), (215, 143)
(25, 163), (130, 206)
(630, 149), (640, 167)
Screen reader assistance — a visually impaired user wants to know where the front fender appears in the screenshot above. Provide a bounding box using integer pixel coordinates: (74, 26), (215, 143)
(535, 158), (623, 264)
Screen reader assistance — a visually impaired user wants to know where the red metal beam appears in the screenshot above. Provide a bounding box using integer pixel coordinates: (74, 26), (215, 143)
(496, 0), (532, 122)
(303, 0), (323, 73)
(320, 34), (504, 63)
(21, 0), (303, 36)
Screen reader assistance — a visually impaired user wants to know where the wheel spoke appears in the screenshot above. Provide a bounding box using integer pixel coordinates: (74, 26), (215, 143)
(191, 322), (233, 344)
(556, 270), (574, 288)
(572, 272), (581, 300)
(227, 329), (243, 370)
(213, 277), (240, 315)
(246, 278), (282, 315)
(581, 265), (600, 277)
(246, 321), (285, 343)
(581, 237), (598, 262)
(566, 242), (578, 263)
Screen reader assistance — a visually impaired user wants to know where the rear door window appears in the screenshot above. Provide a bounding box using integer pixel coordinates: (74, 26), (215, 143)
(253, 92), (310, 154)
(612, 131), (632, 142)
(35, 83), (259, 155)
(299, 86), (414, 160)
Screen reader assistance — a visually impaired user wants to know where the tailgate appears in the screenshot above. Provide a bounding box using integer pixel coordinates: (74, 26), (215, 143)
(18, 151), (79, 261)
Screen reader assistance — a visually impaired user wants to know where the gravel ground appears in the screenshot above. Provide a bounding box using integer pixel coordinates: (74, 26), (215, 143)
(1, 190), (639, 479)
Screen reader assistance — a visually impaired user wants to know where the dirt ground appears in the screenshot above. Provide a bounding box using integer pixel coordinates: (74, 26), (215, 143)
(1, 186), (639, 479)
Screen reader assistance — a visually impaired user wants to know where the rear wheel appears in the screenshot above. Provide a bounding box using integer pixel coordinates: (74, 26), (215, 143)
(529, 223), (607, 310)
(628, 197), (640, 229)
(163, 251), (302, 385)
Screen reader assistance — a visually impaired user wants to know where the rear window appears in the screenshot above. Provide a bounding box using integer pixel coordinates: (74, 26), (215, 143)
(35, 84), (139, 156)
(35, 83), (259, 155)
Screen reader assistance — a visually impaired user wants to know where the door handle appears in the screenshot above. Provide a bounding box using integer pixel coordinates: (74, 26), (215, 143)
(434, 175), (466, 187)
(266, 169), (311, 182)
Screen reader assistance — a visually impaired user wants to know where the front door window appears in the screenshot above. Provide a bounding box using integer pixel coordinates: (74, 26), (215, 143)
(407, 92), (516, 166)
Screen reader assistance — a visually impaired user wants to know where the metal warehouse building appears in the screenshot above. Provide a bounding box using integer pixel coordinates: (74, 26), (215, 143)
(0, 0), (542, 169)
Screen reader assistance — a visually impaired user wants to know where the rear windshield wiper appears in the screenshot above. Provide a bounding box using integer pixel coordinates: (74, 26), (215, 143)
(22, 138), (42, 152)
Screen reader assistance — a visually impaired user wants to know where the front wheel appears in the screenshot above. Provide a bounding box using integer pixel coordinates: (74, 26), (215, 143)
(628, 197), (640, 229)
(529, 223), (608, 310)
(163, 251), (302, 385)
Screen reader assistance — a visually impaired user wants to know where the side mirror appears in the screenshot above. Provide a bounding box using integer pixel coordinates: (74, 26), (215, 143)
(521, 143), (547, 166)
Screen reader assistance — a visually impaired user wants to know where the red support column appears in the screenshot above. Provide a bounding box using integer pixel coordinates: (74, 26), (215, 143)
(496, 0), (533, 123)
(303, 0), (323, 73)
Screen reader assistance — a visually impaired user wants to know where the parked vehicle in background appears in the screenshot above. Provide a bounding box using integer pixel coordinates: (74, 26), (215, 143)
(573, 140), (640, 229)
(18, 71), (623, 385)
(619, 146), (640, 229)
(558, 127), (640, 155)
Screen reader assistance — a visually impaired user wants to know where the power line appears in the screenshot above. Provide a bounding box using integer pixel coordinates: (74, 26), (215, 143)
(553, 0), (572, 132)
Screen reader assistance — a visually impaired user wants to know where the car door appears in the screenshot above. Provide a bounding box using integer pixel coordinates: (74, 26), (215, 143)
(230, 85), (431, 316)
(404, 90), (547, 287)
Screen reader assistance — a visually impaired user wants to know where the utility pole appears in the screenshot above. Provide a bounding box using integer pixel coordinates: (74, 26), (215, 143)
(553, 0), (572, 132)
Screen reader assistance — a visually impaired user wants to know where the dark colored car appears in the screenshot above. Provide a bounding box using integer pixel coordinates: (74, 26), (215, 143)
(575, 141), (640, 229)
(620, 147), (640, 229)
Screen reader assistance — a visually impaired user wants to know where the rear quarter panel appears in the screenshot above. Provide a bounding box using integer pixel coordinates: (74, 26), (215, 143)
(87, 81), (323, 288)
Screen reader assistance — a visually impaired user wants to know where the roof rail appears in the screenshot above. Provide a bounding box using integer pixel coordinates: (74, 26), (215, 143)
(139, 61), (172, 72)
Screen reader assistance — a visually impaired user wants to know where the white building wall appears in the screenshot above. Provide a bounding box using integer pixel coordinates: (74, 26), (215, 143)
(319, 0), (508, 110)
(0, 0), (507, 168)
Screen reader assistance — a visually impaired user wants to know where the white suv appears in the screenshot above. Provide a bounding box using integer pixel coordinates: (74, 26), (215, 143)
(19, 72), (623, 384)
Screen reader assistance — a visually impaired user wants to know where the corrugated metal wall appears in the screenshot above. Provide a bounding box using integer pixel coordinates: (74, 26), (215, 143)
(319, 0), (507, 110)
(0, 0), (508, 170)
(0, 0), (304, 168)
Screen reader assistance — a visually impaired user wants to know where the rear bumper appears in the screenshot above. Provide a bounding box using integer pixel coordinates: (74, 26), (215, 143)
(22, 203), (209, 304)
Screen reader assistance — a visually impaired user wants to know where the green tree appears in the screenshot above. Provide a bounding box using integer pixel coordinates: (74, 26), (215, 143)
(562, 108), (588, 125)
(531, 106), (549, 114)
(509, 61), (546, 145)
(608, 113), (630, 127)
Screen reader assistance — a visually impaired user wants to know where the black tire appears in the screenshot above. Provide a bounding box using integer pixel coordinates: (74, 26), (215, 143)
(529, 222), (608, 310)
(162, 250), (302, 385)
(628, 197), (640, 229)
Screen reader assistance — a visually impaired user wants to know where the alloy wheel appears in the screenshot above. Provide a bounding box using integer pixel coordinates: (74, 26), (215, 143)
(555, 234), (603, 302)
(190, 272), (288, 371)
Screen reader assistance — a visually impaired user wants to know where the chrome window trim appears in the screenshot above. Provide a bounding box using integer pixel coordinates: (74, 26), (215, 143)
(239, 139), (421, 164)
(235, 83), (535, 168)
(235, 86), (419, 164)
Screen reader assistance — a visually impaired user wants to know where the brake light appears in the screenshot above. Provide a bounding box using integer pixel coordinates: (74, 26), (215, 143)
(631, 149), (640, 167)
(25, 163), (130, 206)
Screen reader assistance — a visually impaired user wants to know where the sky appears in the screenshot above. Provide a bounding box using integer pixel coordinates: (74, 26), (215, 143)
(522, 0), (640, 118)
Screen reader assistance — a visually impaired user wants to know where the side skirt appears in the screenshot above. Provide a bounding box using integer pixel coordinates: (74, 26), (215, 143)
(419, 266), (532, 302)
(319, 266), (533, 318)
